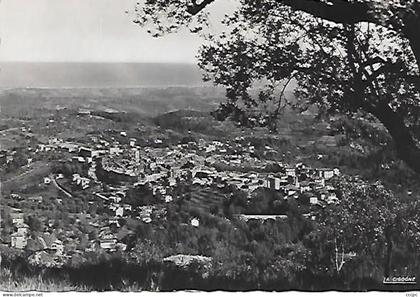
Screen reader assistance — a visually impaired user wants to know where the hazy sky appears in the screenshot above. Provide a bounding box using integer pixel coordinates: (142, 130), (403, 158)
(0, 0), (234, 63)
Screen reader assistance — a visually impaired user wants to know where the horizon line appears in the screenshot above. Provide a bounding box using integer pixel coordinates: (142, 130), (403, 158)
(0, 60), (199, 65)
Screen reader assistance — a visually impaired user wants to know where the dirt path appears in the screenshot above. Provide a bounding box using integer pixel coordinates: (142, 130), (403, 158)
(50, 175), (73, 198)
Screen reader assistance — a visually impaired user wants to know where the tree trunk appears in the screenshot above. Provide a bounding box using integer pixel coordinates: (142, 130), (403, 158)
(370, 103), (420, 175)
(403, 2), (420, 69)
(384, 226), (393, 277)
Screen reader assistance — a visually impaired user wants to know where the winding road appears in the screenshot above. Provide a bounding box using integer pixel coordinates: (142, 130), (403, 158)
(49, 175), (73, 198)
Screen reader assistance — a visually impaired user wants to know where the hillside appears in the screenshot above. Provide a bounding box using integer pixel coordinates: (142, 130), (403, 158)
(0, 86), (225, 118)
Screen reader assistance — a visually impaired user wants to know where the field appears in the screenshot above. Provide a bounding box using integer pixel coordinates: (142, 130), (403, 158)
(188, 186), (227, 212)
(1, 161), (53, 194)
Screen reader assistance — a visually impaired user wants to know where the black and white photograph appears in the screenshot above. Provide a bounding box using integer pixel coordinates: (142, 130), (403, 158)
(0, 0), (419, 294)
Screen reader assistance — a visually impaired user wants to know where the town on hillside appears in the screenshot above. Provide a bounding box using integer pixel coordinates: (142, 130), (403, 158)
(1, 110), (346, 267)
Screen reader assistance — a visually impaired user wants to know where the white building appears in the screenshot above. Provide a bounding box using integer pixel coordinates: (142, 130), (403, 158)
(309, 197), (318, 205)
(115, 207), (124, 217)
(11, 233), (27, 249)
(190, 218), (200, 227)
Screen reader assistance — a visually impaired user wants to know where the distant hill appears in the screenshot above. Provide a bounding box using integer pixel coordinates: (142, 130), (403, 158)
(0, 62), (206, 88)
(0, 86), (225, 117)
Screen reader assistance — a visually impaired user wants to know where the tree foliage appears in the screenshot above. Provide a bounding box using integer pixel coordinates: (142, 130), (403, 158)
(304, 177), (418, 279)
(132, 0), (420, 173)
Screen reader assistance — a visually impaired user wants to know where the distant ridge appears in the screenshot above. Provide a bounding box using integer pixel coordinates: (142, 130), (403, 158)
(0, 62), (206, 88)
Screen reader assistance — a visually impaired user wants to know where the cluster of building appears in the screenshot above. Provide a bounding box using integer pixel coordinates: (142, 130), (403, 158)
(10, 208), (29, 249)
(42, 132), (343, 210)
(2, 126), (345, 260)
(263, 164), (340, 205)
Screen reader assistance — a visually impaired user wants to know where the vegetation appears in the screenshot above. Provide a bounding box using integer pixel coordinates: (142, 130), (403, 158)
(134, 0), (420, 174)
(2, 175), (419, 291)
(1, 59), (420, 290)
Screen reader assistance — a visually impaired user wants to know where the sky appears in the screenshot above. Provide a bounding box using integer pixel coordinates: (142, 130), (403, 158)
(0, 0), (235, 63)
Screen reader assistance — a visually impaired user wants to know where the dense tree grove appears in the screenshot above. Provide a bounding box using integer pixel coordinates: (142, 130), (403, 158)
(3, 175), (420, 290)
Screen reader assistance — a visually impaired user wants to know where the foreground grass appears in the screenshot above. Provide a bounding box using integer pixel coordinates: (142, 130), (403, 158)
(0, 267), (89, 292)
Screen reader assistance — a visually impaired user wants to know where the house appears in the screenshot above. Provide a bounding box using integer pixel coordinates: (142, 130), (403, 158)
(168, 177), (177, 187)
(59, 142), (79, 153)
(190, 218), (200, 227)
(100, 235), (117, 250)
(138, 208), (152, 223)
(309, 197), (319, 205)
(318, 168), (335, 180)
(266, 177), (281, 191)
(302, 213), (317, 221)
(142, 217), (152, 223)
(72, 156), (86, 163)
(299, 181), (312, 193)
(109, 217), (121, 227)
(109, 146), (123, 155)
(284, 185), (299, 196)
(116, 243), (127, 251)
(11, 233), (27, 249)
(48, 137), (62, 145)
(10, 212), (24, 225)
(16, 222), (29, 235)
(50, 239), (64, 255)
(116, 191), (126, 199)
(78, 108), (91, 115)
(79, 147), (93, 158)
(115, 207), (124, 217)
(313, 178), (325, 187)
(326, 193), (339, 204)
(163, 254), (212, 268)
(236, 214), (288, 222)
(165, 195), (173, 203)
(10, 193), (22, 200)
(285, 168), (296, 177)
(73, 174), (90, 189)
(110, 196), (122, 203)
(206, 145), (216, 153)
(134, 149), (141, 163)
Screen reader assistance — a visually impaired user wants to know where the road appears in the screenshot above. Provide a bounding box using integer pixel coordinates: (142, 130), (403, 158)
(50, 175), (73, 198)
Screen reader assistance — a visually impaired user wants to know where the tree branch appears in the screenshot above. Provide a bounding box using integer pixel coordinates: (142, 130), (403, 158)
(282, 0), (373, 24)
(365, 101), (420, 175)
(186, 0), (216, 15)
(184, 0), (420, 70)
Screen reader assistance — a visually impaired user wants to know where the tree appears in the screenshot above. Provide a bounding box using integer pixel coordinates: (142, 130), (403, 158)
(27, 216), (43, 232)
(304, 177), (404, 282)
(132, 0), (420, 174)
